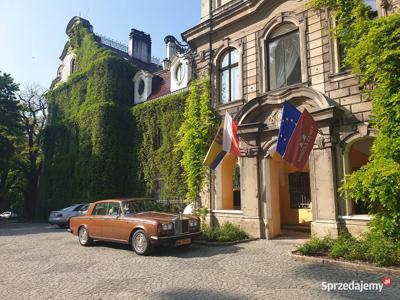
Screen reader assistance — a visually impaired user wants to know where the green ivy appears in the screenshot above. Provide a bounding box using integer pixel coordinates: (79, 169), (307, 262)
(177, 78), (219, 202)
(310, 1), (400, 239)
(39, 24), (138, 217)
(132, 92), (189, 200)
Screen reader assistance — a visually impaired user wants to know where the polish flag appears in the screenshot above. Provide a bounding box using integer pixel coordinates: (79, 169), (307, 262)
(223, 112), (240, 157)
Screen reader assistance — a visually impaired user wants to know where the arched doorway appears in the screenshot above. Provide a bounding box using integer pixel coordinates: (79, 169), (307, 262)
(267, 150), (312, 237)
(344, 137), (374, 215)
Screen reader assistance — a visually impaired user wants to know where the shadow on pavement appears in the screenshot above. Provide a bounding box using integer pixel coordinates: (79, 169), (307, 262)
(0, 222), (67, 236)
(156, 288), (242, 300)
(91, 240), (242, 258)
(292, 260), (398, 299)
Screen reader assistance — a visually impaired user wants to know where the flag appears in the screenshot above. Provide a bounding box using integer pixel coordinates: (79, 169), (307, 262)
(203, 112), (240, 170)
(283, 109), (318, 170)
(222, 112), (240, 157)
(276, 101), (301, 156)
(203, 120), (227, 170)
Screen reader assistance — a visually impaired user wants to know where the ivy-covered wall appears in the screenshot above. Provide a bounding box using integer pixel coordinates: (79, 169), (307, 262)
(39, 23), (204, 216)
(309, 0), (400, 239)
(39, 24), (138, 216)
(132, 93), (188, 200)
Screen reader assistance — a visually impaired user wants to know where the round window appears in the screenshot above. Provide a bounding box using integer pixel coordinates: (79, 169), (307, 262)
(175, 63), (185, 83)
(138, 79), (145, 96)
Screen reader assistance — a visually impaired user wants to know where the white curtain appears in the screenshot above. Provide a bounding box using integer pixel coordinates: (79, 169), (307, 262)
(284, 32), (300, 83)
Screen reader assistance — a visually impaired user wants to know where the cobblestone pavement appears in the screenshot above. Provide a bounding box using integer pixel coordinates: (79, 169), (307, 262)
(0, 223), (398, 300)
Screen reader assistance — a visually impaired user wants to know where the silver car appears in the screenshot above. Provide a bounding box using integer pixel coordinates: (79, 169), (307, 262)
(48, 204), (89, 228)
(0, 211), (18, 219)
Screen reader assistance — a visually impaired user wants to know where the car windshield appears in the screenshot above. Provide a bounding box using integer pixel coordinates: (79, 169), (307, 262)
(122, 200), (161, 214)
(61, 205), (75, 211)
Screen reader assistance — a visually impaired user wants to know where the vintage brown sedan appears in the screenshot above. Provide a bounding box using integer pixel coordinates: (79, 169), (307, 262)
(69, 198), (201, 255)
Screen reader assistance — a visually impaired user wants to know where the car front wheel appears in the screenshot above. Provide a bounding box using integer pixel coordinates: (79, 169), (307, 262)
(132, 230), (152, 255)
(78, 227), (93, 246)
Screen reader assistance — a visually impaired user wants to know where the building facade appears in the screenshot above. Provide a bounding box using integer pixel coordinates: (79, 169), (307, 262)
(182, 0), (398, 238)
(53, 17), (192, 104)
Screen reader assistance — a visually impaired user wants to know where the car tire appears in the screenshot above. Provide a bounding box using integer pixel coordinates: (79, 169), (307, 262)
(131, 230), (152, 255)
(78, 226), (93, 246)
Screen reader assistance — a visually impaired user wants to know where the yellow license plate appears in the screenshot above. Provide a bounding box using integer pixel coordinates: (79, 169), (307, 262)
(176, 238), (191, 245)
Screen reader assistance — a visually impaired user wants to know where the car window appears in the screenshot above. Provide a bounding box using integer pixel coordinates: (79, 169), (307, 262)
(79, 204), (89, 211)
(107, 202), (121, 216)
(122, 200), (160, 214)
(73, 205), (83, 211)
(61, 206), (74, 211)
(92, 203), (108, 216)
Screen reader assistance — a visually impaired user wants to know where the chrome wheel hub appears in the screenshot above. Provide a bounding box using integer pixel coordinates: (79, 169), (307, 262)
(79, 228), (88, 244)
(134, 233), (146, 253)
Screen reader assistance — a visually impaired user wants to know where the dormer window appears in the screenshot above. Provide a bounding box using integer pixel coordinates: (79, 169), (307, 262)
(133, 70), (153, 104)
(138, 79), (145, 96)
(170, 57), (191, 92)
(175, 63), (185, 83)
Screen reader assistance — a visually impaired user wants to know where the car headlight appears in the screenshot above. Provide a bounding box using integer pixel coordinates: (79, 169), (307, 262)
(189, 219), (198, 227)
(161, 223), (173, 231)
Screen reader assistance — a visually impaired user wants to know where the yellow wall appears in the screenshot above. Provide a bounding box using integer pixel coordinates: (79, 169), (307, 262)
(221, 154), (237, 209)
(270, 153), (312, 226)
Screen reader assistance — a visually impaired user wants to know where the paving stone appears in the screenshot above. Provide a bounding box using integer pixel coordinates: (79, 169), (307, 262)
(0, 223), (398, 299)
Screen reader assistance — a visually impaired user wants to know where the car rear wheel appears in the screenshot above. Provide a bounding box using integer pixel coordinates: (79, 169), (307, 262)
(78, 227), (93, 246)
(131, 230), (152, 255)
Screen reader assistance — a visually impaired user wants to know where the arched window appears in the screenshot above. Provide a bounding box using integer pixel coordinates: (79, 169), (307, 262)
(267, 23), (301, 90)
(219, 48), (240, 103)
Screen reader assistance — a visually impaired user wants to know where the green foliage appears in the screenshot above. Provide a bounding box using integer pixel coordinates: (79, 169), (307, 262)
(297, 235), (334, 256)
(201, 222), (248, 242)
(0, 71), (23, 211)
(132, 92), (189, 200)
(330, 233), (365, 261)
(177, 77), (219, 202)
(39, 24), (138, 216)
(309, 1), (400, 239)
(298, 232), (400, 267)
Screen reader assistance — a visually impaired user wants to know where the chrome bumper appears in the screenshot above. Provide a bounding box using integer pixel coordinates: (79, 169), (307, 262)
(150, 231), (201, 243)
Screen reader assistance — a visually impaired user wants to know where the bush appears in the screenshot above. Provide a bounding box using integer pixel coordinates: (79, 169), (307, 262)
(298, 232), (400, 267)
(363, 231), (400, 267)
(297, 235), (334, 256)
(201, 222), (248, 242)
(330, 233), (366, 261)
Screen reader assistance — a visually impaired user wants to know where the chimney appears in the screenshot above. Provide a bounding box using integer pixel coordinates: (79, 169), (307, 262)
(164, 36), (177, 61)
(128, 29), (151, 63)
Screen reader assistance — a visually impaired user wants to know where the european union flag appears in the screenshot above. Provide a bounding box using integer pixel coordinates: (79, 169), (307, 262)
(276, 101), (301, 156)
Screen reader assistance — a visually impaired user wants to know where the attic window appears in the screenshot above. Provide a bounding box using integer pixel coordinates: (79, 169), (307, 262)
(175, 63), (185, 83)
(138, 79), (145, 96)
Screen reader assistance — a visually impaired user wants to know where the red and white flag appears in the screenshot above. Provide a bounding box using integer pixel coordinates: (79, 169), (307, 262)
(283, 109), (318, 170)
(223, 112), (240, 157)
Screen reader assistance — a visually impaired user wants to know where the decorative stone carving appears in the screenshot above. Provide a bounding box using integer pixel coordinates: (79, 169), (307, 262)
(265, 108), (282, 129)
(316, 134), (325, 149)
(357, 122), (369, 137)
(240, 146), (261, 157)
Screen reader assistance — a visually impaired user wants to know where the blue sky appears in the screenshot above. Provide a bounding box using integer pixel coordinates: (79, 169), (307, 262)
(0, 0), (200, 89)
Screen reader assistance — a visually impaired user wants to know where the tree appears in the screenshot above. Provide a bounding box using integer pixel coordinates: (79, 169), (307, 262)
(17, 85), (47, 217)
(0, 71), (21, 211)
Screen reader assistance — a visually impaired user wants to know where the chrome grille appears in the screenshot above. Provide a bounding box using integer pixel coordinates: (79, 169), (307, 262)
(174, 218), (189, 234)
